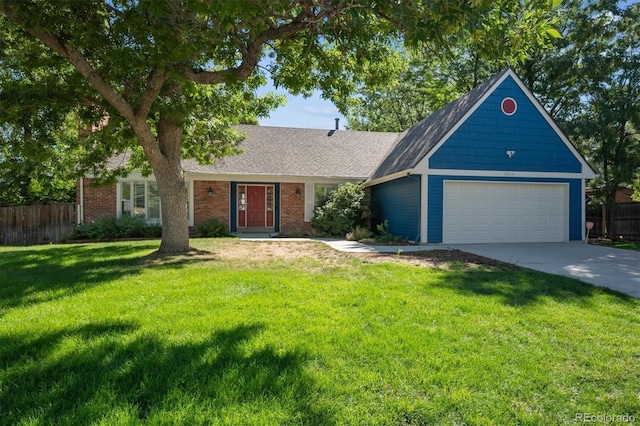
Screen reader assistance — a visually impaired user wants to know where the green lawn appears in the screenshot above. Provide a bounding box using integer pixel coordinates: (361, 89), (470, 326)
(606, 241), (640, 251)
(0, 240), (638, 425)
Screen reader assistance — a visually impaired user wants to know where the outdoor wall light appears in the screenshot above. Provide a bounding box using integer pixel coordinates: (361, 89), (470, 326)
(207, 186), (214, 197)
(506, 150), (515, 158)
(295, 187), (301, 199)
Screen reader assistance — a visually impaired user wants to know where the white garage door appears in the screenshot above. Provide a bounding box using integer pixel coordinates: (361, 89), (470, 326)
(443, 181), (567, 244)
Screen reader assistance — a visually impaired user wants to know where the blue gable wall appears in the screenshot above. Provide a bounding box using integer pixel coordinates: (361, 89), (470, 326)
(426, 175), (583, 243)
(371, 176), (421, 241)
(429, 76), (581, 173)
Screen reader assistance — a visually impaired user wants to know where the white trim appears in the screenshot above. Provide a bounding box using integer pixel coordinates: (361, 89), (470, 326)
(78, 178), (84, 224)
(236, 184), (276, 229)
(364, 169), (413, 187)
(187, 180), (194, 227)
(581, 178), (586, 241)
(501, 97), (518, 116)
(426, 169), (585, 179)
(420, 174), (428, 244)
(304, 182), (315, 222)
(116, 180), (122, 217)
(116, 176), (195, 227)
(185, 171), (360, 184)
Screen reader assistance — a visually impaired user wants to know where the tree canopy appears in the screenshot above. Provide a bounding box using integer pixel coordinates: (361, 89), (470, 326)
(343, 0), (563, 131)
(1, 0), (561, 252)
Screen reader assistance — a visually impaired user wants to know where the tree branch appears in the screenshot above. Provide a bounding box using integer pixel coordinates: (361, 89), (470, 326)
(182, 5), (319, 85)
(135, 69), (170, 119)
(1, 1), (161, 153)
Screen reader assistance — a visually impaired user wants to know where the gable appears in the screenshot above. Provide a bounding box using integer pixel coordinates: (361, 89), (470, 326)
(427, 75), (583, 174)
(367, 69), (508, 182)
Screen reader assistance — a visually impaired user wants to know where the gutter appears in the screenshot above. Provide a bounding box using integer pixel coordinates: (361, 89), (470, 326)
(78, 177), (84, 224)
(364, 169), (413, 187)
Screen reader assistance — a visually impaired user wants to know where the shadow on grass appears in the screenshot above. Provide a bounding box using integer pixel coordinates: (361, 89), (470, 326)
(427, 266), (636, 307)
(0, 244), (219, 315)
(0, 321), (330, 424)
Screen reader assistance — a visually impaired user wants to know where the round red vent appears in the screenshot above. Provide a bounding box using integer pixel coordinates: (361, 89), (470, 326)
(501, 97), (517, 115)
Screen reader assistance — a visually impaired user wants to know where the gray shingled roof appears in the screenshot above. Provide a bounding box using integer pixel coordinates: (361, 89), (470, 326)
(368, 69), (509, 181)
(182, 124), (400, 179)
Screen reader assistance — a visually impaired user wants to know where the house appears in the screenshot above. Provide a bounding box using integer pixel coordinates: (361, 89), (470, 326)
(77, 127), (400, 235)
(77, 68), (596, 243)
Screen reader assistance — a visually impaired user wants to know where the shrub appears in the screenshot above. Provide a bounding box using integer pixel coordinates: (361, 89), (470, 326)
(197, 218), (231, 238)
(312, 182), (370, 237)
(375, 220), (406, 243)
(347, 225), (373, 241)
(70, 215), (161, 240)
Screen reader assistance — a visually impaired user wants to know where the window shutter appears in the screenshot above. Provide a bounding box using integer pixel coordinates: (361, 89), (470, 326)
(304, 183), (315, 222)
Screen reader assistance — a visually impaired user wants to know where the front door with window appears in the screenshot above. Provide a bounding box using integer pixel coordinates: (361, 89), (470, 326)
(246, 186), (265, 227)
(237, 184), (274, 230)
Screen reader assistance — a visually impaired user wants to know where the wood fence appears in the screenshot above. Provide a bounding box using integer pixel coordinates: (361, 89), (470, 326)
(586, 203), (640, 240)
(0, 203), (76, 245)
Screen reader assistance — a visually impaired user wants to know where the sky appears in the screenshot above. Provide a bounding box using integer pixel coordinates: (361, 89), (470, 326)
(256, 0), (639, 131)
(256, 81), (348, 131)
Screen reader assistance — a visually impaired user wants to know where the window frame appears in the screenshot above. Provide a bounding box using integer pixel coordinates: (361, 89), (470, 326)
(117, 177), (194, 226)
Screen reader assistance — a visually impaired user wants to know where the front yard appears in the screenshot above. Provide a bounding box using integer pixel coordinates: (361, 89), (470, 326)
(0, 240), (638, 425)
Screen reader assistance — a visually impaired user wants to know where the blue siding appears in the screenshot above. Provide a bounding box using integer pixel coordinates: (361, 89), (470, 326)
(371, 176), (421, 241)
(230, 182), (237, 232)
(427, 176), (583, 243)
(429, 76), (582, 173)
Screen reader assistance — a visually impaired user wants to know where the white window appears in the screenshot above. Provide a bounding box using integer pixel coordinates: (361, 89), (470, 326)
(304, 183), (340, 222)
(120, 181), (161, 224)
(315, 184), (338, 206)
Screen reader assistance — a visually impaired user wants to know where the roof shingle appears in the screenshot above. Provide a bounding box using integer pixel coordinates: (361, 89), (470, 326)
(182, 124), (399, 179)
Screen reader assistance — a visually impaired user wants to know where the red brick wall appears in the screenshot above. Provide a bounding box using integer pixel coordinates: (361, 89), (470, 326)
(280, 182), (312, 235)
(79, 178), (117, 223)
(193, 181), (230, 228)
(78, 177), (313, 234)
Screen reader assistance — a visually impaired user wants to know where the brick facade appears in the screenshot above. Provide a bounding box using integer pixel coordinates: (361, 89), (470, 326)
(78, 178), (117, 223)
(279, 182), (312, 234)
(77, 178), (313, 235)
(193, 180), (230, 228)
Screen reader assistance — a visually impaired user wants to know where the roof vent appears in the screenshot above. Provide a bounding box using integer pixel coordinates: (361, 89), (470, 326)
(335, 118), (339, 130)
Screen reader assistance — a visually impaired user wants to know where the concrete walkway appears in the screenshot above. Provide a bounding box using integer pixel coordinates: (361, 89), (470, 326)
(446, 242), (640, 298)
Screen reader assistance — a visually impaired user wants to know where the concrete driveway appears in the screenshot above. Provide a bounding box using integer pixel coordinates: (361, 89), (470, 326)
(446, 242), (640, 298)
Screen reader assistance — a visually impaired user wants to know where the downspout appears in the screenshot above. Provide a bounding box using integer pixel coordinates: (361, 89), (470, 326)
(78, 177), (84, 224)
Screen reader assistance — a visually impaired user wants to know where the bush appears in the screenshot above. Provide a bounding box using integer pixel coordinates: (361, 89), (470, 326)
(346, 225), (373, 241)
(312, 182), (370, 237)
(375, 220), (407, 243)
(70, 215), (162, 240)
(197, 218), (231, 238)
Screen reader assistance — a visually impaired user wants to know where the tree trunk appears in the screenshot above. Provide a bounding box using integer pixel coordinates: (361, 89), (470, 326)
(149, 110), (191, 254)
(155, 168), (190, 253)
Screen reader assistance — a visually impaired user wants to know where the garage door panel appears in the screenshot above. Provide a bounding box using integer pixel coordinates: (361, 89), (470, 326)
(443, 181), (567, 244)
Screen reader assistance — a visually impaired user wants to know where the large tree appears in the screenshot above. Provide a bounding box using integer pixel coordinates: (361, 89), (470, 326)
(567, 1), (640, 238)
(0, 0), (564, 252)
(343, 0), (563, 131)
(1, 0), (558, 252)
(524, 0), (640, 238)
(0, 33), (81, 205)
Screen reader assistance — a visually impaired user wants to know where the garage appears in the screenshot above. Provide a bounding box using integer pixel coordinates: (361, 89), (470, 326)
(442, 181), (567, 244)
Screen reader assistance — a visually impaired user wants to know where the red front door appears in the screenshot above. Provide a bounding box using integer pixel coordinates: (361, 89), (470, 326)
(246, 186), (266, 227)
